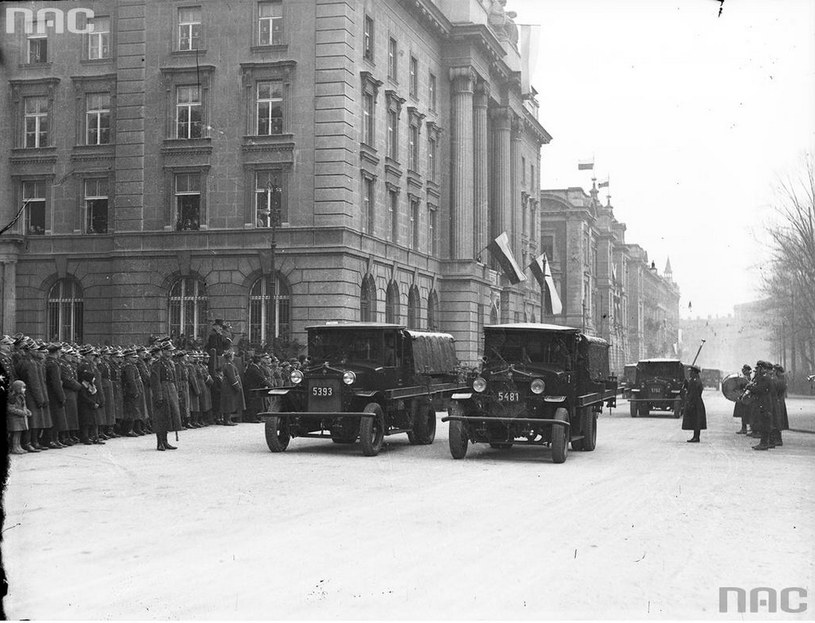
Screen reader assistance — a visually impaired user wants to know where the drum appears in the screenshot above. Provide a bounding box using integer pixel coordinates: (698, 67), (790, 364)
(721, 373), (747, 402)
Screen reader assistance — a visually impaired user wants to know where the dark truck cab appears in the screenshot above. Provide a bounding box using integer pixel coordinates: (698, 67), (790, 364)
(628, 358), (685, 417)
(441, 323), (617, 464)
(259, 323), (461, 456)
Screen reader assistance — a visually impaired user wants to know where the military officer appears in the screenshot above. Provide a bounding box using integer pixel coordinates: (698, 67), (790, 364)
(747, 361), (774, 451)
(682, 364), (707, 442)
(150, 340), (182, 450)
(220, 350), (244, 426)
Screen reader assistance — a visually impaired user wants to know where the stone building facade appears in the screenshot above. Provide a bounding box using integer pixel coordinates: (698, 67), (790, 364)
(540, 181), (680, 373)
(0, 0), (550, 364)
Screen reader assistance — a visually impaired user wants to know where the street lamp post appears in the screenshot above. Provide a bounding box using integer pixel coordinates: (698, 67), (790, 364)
(264, 179), (282, 348)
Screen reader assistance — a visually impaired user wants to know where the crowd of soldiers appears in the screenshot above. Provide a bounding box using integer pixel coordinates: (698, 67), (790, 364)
(732, 361), (789, 451)
(3, 323), (302, 454)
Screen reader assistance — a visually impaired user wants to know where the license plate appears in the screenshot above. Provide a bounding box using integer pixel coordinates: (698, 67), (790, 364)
(649, 386), (661, 393)
(311, 385), (335, 397)
(497, 391), (520, 402)
(308, 379), (341, 412)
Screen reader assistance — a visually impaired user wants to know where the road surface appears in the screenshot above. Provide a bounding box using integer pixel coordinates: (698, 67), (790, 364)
(3, 392), (813, 619)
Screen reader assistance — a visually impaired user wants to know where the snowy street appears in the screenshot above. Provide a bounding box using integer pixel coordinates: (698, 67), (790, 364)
(3, 392), (813, 619)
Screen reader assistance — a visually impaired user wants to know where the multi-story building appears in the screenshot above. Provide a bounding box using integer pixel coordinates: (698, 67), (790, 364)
(540, 181), (680, 373)
(0, 0), (550, 364)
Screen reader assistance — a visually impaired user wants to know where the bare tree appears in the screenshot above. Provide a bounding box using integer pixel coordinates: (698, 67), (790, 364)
(763, 157), (815, 389)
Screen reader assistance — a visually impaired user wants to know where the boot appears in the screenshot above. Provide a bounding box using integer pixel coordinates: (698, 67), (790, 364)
(156, 432), (166, 451)
(753, 433), (770, 451)
(687, 436), (700, 443)
(163, 432), (177, 450)
(775, 431), (783, 447)
(736, 427), (747, 434)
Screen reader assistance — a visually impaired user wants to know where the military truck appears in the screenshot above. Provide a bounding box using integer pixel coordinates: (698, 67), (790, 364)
(700, 368), (722, 390)
(627, 358), (685, 417)
(259, 323), (461, 456)
(441, 323), (617, 464)
(620, 363), (637, 397)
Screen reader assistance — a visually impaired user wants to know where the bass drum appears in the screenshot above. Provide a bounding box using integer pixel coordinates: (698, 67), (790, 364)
(721, 373), (747, 402)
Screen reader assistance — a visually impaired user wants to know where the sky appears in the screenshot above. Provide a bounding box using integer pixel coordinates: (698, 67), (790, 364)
(509, 0), (815, 319)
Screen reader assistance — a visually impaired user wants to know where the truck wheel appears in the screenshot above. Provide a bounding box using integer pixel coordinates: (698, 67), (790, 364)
(449, 419), (468, 459)
(359, 403), (385, 456)
(413, 406), (437, 445)
(629, 400), (637, 418)
(551, 407), (569, 464)
(264, 416), (290, 452)
(582, 411), (597, 452)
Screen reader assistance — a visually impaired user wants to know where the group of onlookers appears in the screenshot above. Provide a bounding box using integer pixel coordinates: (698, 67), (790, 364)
(732, 361), (789, 451)
(3, 328), (302, 453)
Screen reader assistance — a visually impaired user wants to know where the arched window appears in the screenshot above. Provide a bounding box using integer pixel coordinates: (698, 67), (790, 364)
(169, 276), (208, 341)
(47, 278), (83, 342)
(427, 290), (439, 331)
(360, 274), (377, 322)
(407, 286), (420, 329)
(248, 273), (290, 346)
(385, 281), (400, 324)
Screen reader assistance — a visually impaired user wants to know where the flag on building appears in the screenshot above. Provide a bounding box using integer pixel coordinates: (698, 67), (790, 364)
(598, 178), (609, 188)
(529, 253), (563, 315)
(578, 160), (594, 171)
(488, 232), (526, 285)
(518, 24), (541, 95)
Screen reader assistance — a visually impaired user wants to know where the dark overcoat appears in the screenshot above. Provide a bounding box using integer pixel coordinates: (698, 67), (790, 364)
(99, 360), (116, 426)
(76, 362), (101, 427)
(44, 357), (68, 432)
(681, 376), (707, 431)
(121, 360), (144, 419)
(150, 358), (182, 433)
(110, 360), (124, 421)
(243, 362), (270, 419)
(775, 373), (790, 430)
(60, 359), (82, 430)
(749, 372), (773, 433)
(220, 360), (245, 414)
(16, 356), (48, 429)
(136, 358), (152, 421)
(91, 360), (107, 425)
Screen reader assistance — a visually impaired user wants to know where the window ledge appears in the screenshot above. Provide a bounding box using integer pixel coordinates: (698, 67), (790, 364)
(18, 62), (52, 70)
(360, 143), (379, 166)
(11, 147), (57, 165)
(250, 44), (288, 54)
(384, 157), (403, 178)
(162, 138), (213, 155)
(170, 49), (207, 56)
(71, 144), (115, 161)
(79, 58), (114, 65)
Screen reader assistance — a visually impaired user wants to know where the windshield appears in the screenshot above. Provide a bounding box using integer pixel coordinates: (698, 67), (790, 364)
(637, 362), (683, 381)
(308, 329), (384, 366)
(483, 331), (573, 369)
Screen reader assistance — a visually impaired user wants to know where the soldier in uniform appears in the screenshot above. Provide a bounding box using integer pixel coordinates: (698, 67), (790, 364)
(187, 351), (202, 427)
(150, 340), (182, 450)
(44, 343), (68, 448)
(135, 346), (153, 435)
(110, 348), (125, 435)
(243, 355), (271, 423)
(220, 350), (244, 426)
(733, 364), (753, 434)
(120, 348), (145, 437)
(746, 361), (774, 451)
(681, 364), (707, 442)
(17, 341), (50, 451)
(77, 345), (103, 444)
(174, 350), (191, 428)
(60, 344), (82, 445)
(771, 364), (789, 447)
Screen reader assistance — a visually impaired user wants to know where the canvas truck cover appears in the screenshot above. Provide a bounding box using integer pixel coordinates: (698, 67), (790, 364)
(580, 335), (611, 382)
(405, 330), (458, 376)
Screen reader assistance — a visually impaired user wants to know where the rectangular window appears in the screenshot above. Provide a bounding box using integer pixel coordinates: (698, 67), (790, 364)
(255, 170), (285, 228)
(411, 199), (420, 250)
(387, 109), (398, 160)
(258, 1), (283, 46)
(388, 37), (397, 81)
(389, 190), (398, 242)
(86, 93), (111, 145)
(24, 97), (48, 148)
(257, 81), (283, 135)
(409, 56), (418, 98)
(428, 135), (437, 182)
(428, 73), (436, 111)
(178, 7), (202, 51)
(27, 27), (47, 63)
(175, 173), (201, 230)
(531, 164), (535, 190)
(363, 177), (374, 234)
(363, 15), (374, 61)
(22, 180), (46, 235)
(522, 157), (526, 183)
(362, 91), (374, 145)
(84, 178), (109, 234)
(176, 86), (202, 139)
(408, 123), (419, 171)
(87, 16), (110, 59)
(542, 235), (554, 260)
(429, 206), (437, 255)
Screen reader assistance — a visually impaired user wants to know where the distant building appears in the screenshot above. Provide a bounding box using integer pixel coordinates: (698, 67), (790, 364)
(0, 0), (550, 364)
(540, 180), (680, 373)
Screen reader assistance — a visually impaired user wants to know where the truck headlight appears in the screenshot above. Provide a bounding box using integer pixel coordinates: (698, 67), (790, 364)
(290, 369), (303, 384)
(530, 379), (546, 394)
(472, 377), (487, 393)
(342, 371), (356, 385)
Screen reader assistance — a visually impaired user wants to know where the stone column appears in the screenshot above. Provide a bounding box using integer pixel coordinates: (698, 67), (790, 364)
(0, 256), (18, 336)
(473, 82), (489, 260)
(490, 107), (512, 243)
(449, 67), (476, 260)
(511, 118), (522, 264)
